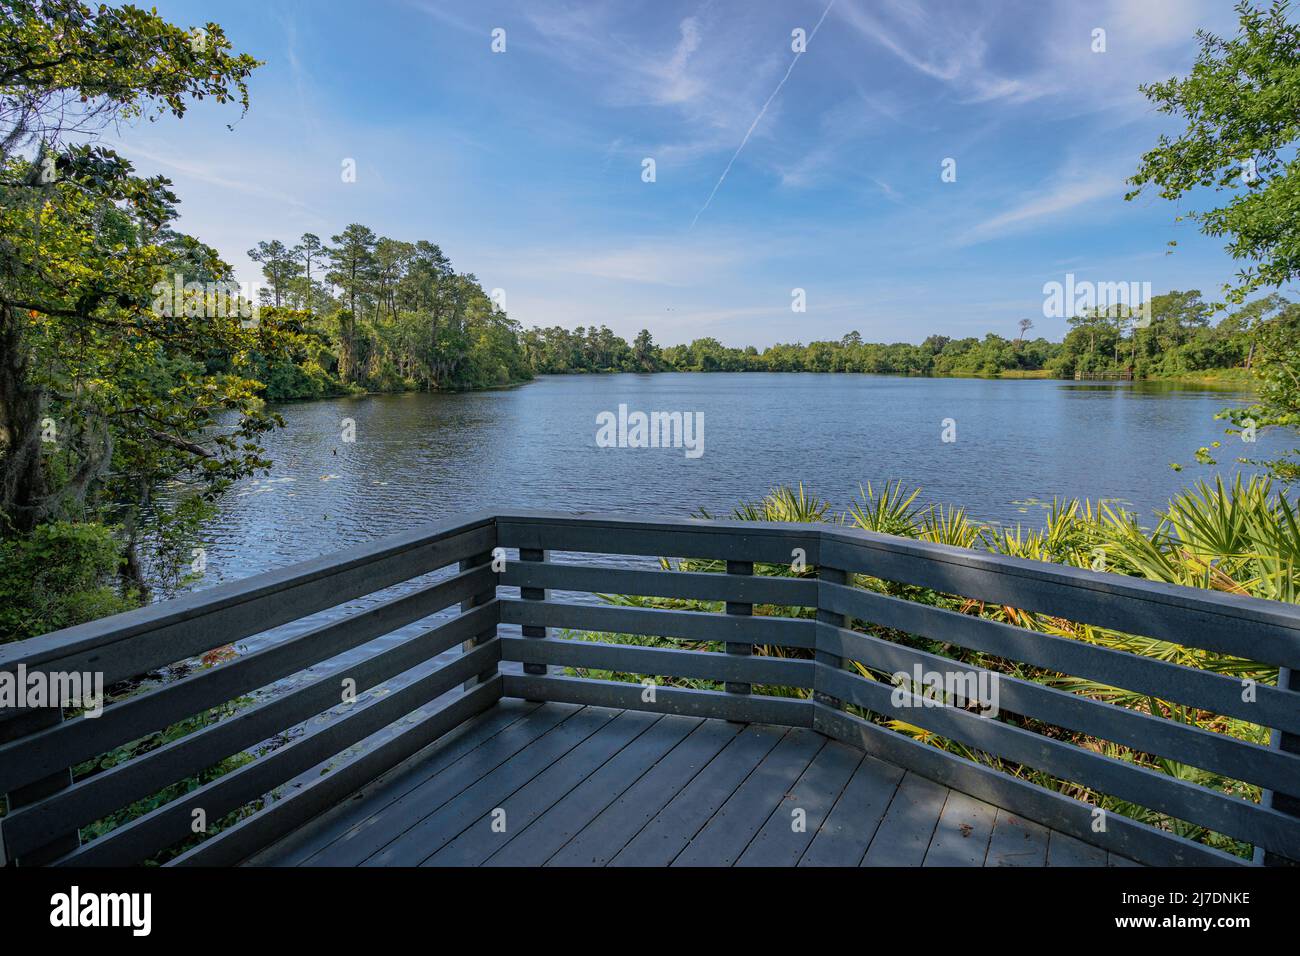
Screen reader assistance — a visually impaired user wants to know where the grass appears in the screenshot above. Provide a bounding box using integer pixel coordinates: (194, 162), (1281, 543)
(1150, 367), (1258, 389)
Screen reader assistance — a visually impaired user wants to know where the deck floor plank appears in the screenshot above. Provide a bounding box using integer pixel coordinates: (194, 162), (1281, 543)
(923, 790), (998, 867)
(862, 770), (950, 867)
(545, 717), (742, 866)
(607, 724), (786, 867)
(247, 701), (1123, 868)
(483, 714), (702, 867)
(1046, 830), (1110, 867)
(797, 753), (905, 867)
(363, 706), (619, 865)
(424, 710), (661, 866)
(304, 701), (581, 866)
(737, 739), (863, 867)
(246, 700), (541, 866)
(672, 728), (825, 867)
(986, 808), (1051, 867)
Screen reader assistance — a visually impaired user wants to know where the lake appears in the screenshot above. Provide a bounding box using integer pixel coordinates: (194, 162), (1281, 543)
(200, 372), (1278, 586)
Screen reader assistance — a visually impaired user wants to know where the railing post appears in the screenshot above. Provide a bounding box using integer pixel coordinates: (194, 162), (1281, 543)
(460, 550), (498, 691)
(1263, 665), (1299, 866)
(814, 565), (849, 712)
(520, 548), (549, 677)
(1, 707), (81, 865)
(724, 560), (754, 708)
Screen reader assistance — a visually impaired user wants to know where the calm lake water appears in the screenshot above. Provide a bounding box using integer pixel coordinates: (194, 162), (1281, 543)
(202, 372), (1277, 585)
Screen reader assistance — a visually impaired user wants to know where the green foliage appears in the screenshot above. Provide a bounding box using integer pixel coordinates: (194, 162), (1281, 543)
(0, 0), (280, 602)
(0, 0), (260, 135)
(1048, 291), (1242, 379)
(522, 290), (1275, 382)
(1125, 4), (1300, 479)
(524, 324), (646, 373)
(0, 520), (137, 640)
(75, 697), (261, 863)
(247, 225), (534, 394)
(711, 482), (832, 524)
(1216, 305), (1300, 480)
(653, 330), (1056, 376)
(847, 480), (926, 537)
(1127, 0), (1300, 303)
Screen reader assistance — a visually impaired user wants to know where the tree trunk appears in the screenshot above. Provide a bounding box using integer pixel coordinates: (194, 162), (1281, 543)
(0, 304), (47, 534)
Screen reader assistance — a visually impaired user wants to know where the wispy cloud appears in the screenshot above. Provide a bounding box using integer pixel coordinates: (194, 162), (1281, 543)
(501, 239), (748, 287)
(105, 140), (316, 211)
(836, 0), (1057, 105)
(952, 171), (1122, 246)
(837, 0), (1231, 115)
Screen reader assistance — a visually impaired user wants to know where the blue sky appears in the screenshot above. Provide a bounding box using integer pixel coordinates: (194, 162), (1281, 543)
(114, 0), (1255, 347)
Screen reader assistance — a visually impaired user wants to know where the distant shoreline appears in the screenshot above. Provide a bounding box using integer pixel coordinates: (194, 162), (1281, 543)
(273, 365), (1256, 407)
(523, 366), (1256, 387)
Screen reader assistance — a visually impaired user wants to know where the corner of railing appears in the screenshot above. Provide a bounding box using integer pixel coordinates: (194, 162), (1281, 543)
(1261, 664), (1300, 866)
(811, 528), (850, 729)
(492, 510), (550, 701)
(459, 515), (504, 694)
(722, 558), (755, 719)
(518, 546), (549, 681)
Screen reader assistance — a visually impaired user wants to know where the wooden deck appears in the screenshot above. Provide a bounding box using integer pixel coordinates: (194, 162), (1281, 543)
(6, 509), (1291, 867)
(249, 700), (1138, 867)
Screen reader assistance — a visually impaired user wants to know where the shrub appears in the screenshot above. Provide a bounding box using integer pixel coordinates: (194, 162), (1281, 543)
(0, 521), (138, 642)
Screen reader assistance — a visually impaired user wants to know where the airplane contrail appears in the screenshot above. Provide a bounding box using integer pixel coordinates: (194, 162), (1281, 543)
(689, 0), (837, 230)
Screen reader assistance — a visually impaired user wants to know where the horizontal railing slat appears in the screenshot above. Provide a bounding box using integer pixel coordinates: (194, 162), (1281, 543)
(52, 639), (502, 866)
(497, 512), (822, 565)
(500, 560), (818, 606)
(821, 531), (1300, 669)
(818, 623), (1300, 797)
(502, 673), (812, 726)
(816, 666), (1300, 859)
(167, 677), (503, 867)
(499, 635), (815, 687)
(0, 564), (497, 796)
(499, 598), (817, 648)
(820, 581), (1300, 736)
(0, 518), (496, 688)
(0, 603), (500, 859)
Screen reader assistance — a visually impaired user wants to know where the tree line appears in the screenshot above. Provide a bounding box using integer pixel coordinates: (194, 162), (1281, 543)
(242, 231), (1282, 392)
(241, 226), (530, 398)
(517, 291), (1279, 379)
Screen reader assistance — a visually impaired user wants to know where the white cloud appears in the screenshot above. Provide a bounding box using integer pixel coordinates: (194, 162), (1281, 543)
(836, 0), (1058, 105)
(515, 240), (745, 286)
(659, 17), (704, 105)
(836, 0), (1234, 112)
(104, 140), (316, 212)
(952, 172), (1123, 246)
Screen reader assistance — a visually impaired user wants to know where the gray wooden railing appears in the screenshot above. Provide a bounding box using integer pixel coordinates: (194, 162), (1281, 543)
(1, 509), (1298, 867)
